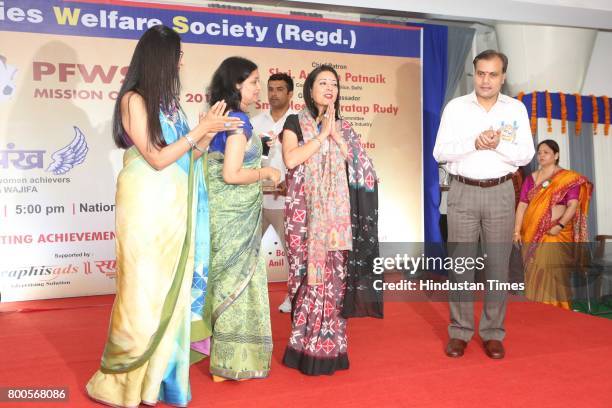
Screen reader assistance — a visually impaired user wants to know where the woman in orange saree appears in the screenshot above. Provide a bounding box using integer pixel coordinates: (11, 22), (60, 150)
(514, 140), (592, 310)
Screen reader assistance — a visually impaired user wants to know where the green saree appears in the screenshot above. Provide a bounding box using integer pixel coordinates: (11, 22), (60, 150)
(198, 112), (272, 380)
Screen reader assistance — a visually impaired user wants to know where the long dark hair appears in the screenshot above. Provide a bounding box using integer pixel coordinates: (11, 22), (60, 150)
(112, 25), (182, 148)
(537, 139), (560, 165)
(209, 56), (257, 112)
(303, 65), (341, 120)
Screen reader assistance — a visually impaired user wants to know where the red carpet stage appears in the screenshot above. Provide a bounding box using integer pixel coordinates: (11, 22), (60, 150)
(1, 282), (611, 407)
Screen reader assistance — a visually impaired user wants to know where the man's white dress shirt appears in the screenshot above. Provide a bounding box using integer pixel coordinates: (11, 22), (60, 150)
(251, 109), (295, 209)
(433, 91), (534, 179)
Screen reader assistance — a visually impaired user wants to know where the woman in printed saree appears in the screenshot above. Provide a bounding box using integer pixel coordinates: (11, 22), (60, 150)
(199, 57), (281, 382)
(86, 26), (242, 407)
(281, 65), (382, 376)
(514, 139), (593, 310)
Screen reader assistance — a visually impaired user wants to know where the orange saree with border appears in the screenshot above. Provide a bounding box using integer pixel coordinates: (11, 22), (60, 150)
(521, 169), (592, 310)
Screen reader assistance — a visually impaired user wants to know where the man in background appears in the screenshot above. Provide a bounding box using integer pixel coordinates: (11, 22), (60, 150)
(252, 72), (295, 313)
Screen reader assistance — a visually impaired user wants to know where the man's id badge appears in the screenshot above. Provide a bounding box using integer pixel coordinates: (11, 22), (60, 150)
(499, 121), (518, 143)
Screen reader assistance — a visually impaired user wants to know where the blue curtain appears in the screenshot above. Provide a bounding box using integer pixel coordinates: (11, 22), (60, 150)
(409, 23), (448, 243)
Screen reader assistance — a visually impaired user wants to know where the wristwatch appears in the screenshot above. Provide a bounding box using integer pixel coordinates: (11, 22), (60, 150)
(438, 164), (450, 188)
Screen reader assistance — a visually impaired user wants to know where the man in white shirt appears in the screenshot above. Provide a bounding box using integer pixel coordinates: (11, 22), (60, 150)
(251, 73), (295, 313)
(433, 50), (535, 360)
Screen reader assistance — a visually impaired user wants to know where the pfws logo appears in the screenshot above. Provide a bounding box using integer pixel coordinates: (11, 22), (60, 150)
(1, 126), (89, 174)
(0, 54), (17, 102)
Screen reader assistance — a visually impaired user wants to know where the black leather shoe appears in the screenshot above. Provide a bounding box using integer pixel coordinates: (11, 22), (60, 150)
(483, 340), (505, 359)
(445, 338), (467, 358)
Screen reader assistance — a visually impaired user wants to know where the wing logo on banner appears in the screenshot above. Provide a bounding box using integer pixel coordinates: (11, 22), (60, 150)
(0, 54), (18, 102)
(46, 126), (89, 175)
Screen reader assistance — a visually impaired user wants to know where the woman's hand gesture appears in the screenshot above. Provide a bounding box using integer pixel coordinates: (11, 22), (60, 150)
(197, 101), (243, 138)
(319, 103), (335, 140)
(261, 167), (281, 186)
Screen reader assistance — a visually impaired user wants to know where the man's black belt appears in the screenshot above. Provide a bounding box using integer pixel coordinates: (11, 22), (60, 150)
(452, 173), (514, 188)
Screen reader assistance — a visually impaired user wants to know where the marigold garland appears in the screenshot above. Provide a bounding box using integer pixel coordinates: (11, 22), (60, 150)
(530, 91), (538, 136)
(517, 91), (611, 137)
(592, 95), (599, 135)
(574, 93), (582, 135)
(545, 91), (552, 133)
(604, 95), (610, 136)
(559, 92), (567, 134)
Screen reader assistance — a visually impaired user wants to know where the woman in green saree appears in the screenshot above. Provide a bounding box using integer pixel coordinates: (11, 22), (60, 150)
(198, 57), (280, 381)
(86, 26), (242, 407)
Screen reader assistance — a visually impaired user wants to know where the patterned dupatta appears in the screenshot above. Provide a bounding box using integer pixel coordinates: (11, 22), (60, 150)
(521, 169), (593, 260)
(298, 109), (352, 285)
(285, 108), (382, 317)
(341, 119), (382, 318)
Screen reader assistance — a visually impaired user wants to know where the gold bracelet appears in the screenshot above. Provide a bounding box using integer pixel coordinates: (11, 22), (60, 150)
(312, 137), (322, 145)
(193, 143), (206, 154)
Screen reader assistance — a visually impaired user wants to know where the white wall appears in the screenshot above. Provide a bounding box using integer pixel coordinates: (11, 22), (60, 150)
(582, 32), (612, 95)
(582, 31), (612, 236)
(496, 24), (596, 95)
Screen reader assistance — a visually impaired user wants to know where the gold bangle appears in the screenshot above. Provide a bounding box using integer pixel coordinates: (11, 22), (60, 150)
(257, 169), (261, 181)
(312, 137), (321, 145)
(193, 143), (206, 153)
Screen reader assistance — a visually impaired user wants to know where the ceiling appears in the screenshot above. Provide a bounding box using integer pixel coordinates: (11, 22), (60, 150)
(132, 0), (612, 30)
(272, 0), (612, 30)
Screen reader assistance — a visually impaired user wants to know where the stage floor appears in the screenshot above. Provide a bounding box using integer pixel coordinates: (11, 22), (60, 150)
(1, 282), (611, 407)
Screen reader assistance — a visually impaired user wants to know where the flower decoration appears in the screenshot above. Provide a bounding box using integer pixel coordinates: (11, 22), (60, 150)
(604, 95), (610, 136)
(592, 95), (599, 135)
(574, 93), (582, 135)
(530, 91), (538, 136)
(560, 92), (567, 134)
(545, 91), (552, 133)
